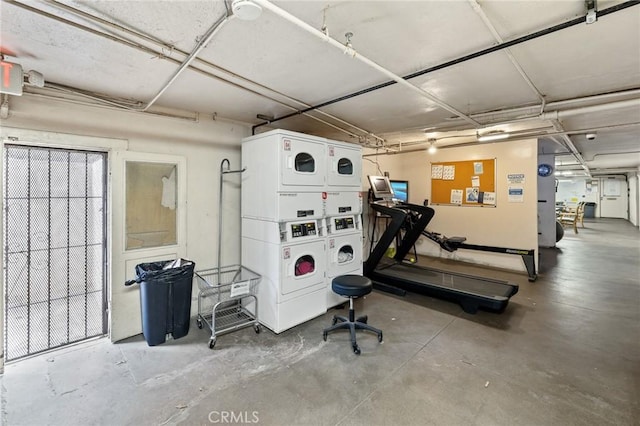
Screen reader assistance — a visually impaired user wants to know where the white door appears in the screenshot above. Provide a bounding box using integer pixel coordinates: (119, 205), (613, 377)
(600, 177), (628, 219)
(110, 151), (187, 342)
(279, 136), (326, 189)
(280, 240), (326, 295)
(326, 143), (362, 188)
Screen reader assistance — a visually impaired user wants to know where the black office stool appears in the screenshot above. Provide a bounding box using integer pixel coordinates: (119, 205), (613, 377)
(322, 275), (383, 355)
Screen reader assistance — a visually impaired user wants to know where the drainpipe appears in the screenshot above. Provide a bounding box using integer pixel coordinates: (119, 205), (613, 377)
(250, 0), (480, 128)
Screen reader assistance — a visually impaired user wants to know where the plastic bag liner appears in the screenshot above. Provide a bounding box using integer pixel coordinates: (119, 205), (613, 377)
(125, 259), (195, 346)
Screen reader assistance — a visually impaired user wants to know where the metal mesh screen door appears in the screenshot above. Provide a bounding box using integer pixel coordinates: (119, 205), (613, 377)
(3, 145), (107, 361)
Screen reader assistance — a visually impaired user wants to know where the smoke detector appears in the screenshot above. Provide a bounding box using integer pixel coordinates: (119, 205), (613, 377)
(232, 0), (263, 21)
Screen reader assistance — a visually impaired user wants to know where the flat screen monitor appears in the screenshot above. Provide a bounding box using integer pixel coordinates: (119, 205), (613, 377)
(368, 175), (394, 200)
(390, 180), (409, 203)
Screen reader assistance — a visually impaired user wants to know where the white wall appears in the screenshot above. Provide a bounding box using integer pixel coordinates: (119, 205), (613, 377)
(628, 172), (639, 227)
(363, 139), (538, 273)
(537, 153), (557, 247)
(556, 178), (599, 207)
(0, 95), (250, 358)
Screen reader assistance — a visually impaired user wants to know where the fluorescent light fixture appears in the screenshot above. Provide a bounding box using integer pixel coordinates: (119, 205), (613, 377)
(477, 131), (509, 142)
(232, 0), (263, 20)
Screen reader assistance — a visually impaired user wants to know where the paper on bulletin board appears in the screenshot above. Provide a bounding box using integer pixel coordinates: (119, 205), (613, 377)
(481, 191), (496, 205)
(474, 162), (484, 175)
(508, 186), (524, 202)
(471, 175), (480, 187)
(431, 164), (443, 179)
(442, 165), (455, 180)
(450, 189), (463, 205)
(466, 187), (479, 203)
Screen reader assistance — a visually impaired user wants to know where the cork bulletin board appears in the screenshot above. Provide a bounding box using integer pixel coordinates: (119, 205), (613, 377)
(430, 158), (496, 206)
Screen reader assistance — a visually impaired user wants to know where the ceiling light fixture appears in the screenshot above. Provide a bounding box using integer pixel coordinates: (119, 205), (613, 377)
(231, 0), (263, 21)
(427, 138), (437, 154)
(477, 130), (509, 142)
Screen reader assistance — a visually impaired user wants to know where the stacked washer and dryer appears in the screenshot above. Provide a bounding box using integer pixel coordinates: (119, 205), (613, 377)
(241, 129), (363, 333)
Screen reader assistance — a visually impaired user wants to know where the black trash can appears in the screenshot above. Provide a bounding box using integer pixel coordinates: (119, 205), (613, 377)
(125, 259), (195, 346)
(584, 202), (596, 218)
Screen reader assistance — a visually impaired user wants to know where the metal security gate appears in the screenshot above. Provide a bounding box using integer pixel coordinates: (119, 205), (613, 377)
(3, 145), (107, 361)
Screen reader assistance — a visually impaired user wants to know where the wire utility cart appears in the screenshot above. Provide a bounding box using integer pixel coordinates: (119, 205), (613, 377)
(195, 265), (260, 348)
(195, 159), (261, 348)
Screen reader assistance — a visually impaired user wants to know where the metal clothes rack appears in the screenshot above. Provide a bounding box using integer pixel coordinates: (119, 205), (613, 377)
(195, 159), (261, 348)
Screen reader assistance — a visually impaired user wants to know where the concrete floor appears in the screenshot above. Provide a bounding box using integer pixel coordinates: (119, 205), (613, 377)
(2, 218), (639, 425)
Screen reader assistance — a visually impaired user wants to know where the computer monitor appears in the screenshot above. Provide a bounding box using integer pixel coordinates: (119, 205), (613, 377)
(390, 180), (409, 203)
(367, 175), (394, 200)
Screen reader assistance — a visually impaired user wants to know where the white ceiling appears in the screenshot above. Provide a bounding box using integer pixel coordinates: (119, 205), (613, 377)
(1, 0), (639, 176)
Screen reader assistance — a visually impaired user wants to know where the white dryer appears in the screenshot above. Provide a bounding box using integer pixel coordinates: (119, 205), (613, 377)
(242, 130), (327, 221)
(326, 140), (362, 189)
(242, 217), (327, 333)
(325, 214), (363, 308)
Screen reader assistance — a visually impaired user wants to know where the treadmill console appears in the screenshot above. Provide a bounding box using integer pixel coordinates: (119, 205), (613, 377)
(291, 222), (317, 238)
(334, 217), (355, 231)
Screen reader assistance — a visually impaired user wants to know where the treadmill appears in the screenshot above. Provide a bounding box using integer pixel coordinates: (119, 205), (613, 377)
(364, 177), (518, 314)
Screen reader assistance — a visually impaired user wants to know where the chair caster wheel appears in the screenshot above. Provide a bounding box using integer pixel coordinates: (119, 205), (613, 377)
(209, 339), (216, 349)
(378, 332), (383, 343)
(353, 344), (361, 355)
(357, 315), (368, 324)
(322, 331), (328, 342)
(331, 316), (338, 326)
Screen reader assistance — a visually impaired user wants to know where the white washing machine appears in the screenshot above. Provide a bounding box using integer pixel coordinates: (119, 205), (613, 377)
(242, 217), (327, 333)
(242, 130), (327, 221)
(326, 140), (362, 189)
(325, 214), (364, 308)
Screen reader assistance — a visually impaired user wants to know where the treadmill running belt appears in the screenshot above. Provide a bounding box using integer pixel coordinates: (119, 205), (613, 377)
(378, 264), (516, 300)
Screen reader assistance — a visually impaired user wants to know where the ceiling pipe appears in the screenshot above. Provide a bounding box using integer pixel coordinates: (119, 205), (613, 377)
(139, 13), (233, 111)
(424, 94), (640, 135)
(249, 0), (480, 128)
(4, 0), (232, 112)
(47, 0), (385, 144)
(540, 98), (640, 120)
(364, 121), (640, 158)
(468, 0), (546, 110)
(432, 88), (640, 130)
(253, 0), (640, 132)
(6, 0), (386, 144)
(551, 120), (591, 177)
